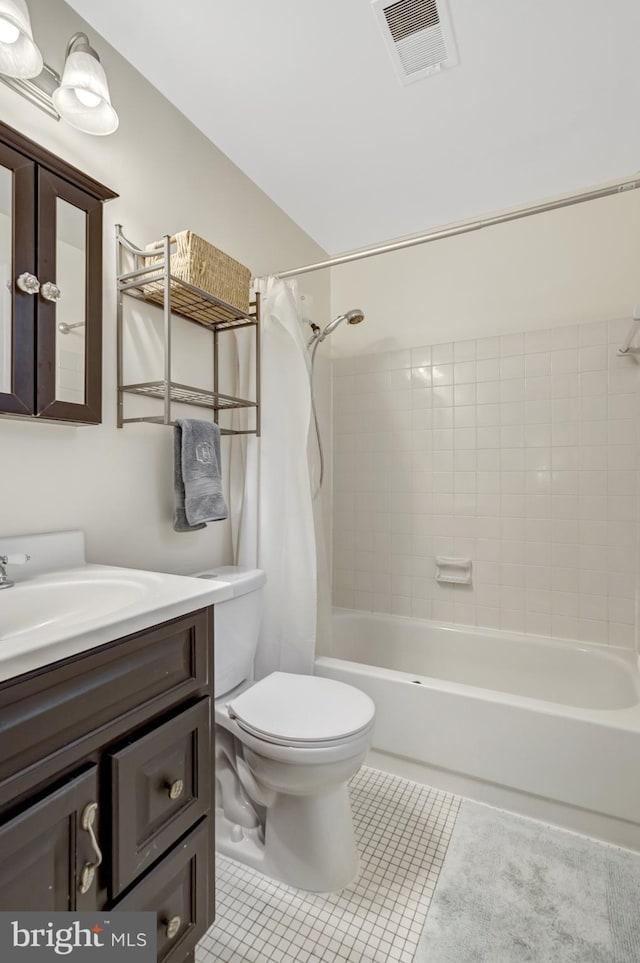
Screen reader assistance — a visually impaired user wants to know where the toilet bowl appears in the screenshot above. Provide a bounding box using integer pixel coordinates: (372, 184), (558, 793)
(196, 566), (375, 892)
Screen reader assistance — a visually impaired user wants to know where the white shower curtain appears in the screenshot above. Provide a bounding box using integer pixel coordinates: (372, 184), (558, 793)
(231, 276), (317, 679)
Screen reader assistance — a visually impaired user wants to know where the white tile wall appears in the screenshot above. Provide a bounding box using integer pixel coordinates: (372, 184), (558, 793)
(332, 319), (640, 649)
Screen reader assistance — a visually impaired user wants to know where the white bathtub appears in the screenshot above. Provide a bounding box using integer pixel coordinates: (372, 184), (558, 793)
(316, 609), (640, 850)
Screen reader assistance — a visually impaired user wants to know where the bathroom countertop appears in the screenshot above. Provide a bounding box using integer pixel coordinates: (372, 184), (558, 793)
(0, 561), (232, 684)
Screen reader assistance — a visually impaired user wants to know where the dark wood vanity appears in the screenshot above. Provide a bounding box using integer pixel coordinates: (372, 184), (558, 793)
(0, 121), (116, 424)
(0, 607), (215, 963)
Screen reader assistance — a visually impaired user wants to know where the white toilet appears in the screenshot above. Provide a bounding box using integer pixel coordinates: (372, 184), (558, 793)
(197, 566), (375, 892)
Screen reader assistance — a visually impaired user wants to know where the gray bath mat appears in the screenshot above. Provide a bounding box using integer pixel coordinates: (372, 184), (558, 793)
(415, 801), (640, 963)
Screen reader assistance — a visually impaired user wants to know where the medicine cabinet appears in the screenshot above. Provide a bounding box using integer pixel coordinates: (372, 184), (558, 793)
(0, 121), (116, 424)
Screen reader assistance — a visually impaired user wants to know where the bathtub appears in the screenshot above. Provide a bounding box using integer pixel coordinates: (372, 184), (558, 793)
(315, 609), (640, 850)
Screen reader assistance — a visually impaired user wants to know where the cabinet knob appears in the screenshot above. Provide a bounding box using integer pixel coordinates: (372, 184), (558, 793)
(165, 916), (182, 940)
(41, 281), (61, 303)
(168, 779), (184, 800)
(78, 801), (103, 895)
(16, 273), (40, 295)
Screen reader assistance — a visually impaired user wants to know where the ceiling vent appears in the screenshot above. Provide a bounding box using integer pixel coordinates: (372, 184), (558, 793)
(372, 0), (459, 85)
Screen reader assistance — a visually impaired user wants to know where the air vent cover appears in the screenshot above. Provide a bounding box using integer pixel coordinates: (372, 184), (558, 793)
(372, 0), (459, 85)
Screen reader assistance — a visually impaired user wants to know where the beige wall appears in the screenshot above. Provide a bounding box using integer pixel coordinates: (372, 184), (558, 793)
(329, 190), (640, 355)
(0, 0), (329, 574)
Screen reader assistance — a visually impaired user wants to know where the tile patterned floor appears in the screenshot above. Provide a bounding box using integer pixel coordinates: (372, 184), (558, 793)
(196, 767), (461, 963)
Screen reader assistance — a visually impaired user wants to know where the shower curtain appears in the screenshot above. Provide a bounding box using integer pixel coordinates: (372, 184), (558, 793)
(231, 276), (317, 679)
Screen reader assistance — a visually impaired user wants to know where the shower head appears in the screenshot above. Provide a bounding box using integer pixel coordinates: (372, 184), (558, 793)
(316, 308), (365, 341)
(344, 309), (365, 325)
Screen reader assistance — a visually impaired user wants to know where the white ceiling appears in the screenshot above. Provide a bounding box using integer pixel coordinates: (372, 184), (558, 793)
(66, 0), (640, 255)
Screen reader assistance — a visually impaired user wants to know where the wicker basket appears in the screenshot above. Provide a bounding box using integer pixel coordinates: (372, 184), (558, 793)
(143, 231), (251, 326)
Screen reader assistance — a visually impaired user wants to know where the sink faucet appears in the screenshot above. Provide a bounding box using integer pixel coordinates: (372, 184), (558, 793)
(0, 553), (31, 589)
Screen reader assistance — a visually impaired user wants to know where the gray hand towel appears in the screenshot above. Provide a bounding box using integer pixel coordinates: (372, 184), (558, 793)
(173, 419), (228, 532)
(173, 422), (206, 532)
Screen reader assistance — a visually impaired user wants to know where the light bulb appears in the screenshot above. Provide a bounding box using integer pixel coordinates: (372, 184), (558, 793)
(0, 17), (20, 44)
(75, 87), (101, 108)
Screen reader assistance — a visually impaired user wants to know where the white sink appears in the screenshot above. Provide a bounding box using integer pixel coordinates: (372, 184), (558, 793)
(0, 570), (161, 640)
(0, 531), (237, 682)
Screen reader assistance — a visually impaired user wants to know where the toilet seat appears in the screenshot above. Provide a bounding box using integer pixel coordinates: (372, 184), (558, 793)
(226, 671), (375, 748)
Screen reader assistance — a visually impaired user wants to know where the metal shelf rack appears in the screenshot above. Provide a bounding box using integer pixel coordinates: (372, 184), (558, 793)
(116, 225), (260, 434)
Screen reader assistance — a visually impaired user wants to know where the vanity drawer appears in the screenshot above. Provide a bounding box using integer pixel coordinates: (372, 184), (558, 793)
(112, 819), (210, 963)
(109, 699), (211, 896)
(0, 608), (212, 800)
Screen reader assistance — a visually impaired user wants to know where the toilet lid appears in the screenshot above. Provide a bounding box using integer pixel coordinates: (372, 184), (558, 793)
(226, 672), (375, 746)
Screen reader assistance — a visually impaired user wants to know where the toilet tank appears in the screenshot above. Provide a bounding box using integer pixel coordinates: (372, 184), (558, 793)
(195, 566), (266, 698)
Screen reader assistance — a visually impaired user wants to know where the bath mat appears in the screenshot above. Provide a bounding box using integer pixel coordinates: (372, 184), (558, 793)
(415, 801), (640, 963)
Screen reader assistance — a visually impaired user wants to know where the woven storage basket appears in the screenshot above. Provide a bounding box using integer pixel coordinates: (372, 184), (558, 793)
(143, 231), (251, 326)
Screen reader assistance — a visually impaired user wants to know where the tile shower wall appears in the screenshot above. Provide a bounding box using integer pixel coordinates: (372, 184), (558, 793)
(332, 319), (640, 649)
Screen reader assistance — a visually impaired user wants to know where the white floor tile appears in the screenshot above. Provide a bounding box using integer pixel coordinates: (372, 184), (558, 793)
(196, 767), (460, 962)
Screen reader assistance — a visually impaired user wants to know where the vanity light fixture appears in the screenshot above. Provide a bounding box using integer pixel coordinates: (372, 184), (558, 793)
(52, 33), (119, 136)
(0, 0), (42, 78)
(0, 1), (118, 136)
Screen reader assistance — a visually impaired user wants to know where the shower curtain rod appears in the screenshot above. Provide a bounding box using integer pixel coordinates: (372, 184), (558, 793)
(274, 174), (640, 280)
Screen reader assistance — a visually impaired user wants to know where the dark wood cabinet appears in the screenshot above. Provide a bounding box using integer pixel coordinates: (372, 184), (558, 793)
(0, 607), (215, 963)
(0, 767), (99, 912)
(0, 121), (116, 424)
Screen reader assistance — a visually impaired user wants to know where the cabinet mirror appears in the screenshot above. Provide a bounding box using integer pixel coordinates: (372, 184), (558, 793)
(0, 164), (12, 396)
(55, 198), (87, 406)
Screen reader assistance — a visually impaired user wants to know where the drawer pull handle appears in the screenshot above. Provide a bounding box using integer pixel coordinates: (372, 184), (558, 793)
(166, 916), (182, 940)
(78, 802), (103, 895)
(168, 779), (184, 800)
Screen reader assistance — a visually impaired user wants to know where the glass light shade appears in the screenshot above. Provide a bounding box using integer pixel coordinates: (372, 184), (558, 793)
(0, 0), (43, 79)
(52, 49), (119, 136)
